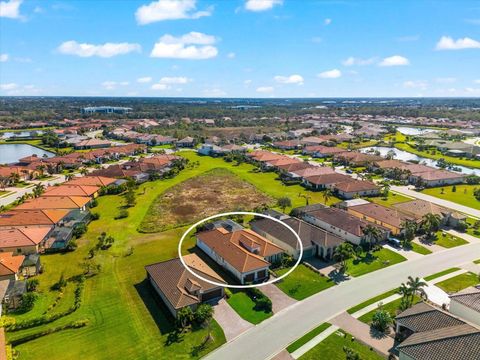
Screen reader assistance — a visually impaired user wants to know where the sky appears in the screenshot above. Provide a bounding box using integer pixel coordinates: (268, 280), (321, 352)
(0, 0), (480, 98)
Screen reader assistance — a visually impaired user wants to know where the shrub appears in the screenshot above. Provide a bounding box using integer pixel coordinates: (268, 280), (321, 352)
(90, 212), (100, 220)
(72, 223), (87, 238)
(18, 293), (37, 313)
(371, 307), (393, 333)
(90, 198), (98, 208)
(26, 278), (39, 292)
(115, 209), (129, 220)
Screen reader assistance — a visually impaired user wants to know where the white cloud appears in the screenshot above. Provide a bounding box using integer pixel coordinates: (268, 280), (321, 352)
(342, 56), (376, 66)
(403, 80), (428, 90)
(58, 41), (141, 58)
(436, 77), (456, 84)
(256, 86), (274, 93)
(317, 69), (342, 79)
(474, 79), (480, 84)
(465, 87), (480, 94)
(244, 79), (252, 85)
(0, 53), (8, 62)
(159, 76), (191, 84)
(227, 52), (236, 59)
(137, 77), (152, 83)
(274, 74), (304, 85)
(324, 18), (332, 25)
(0, 0), (23, 19)
(245, 0), (282, 12)
(101, 81), (129, 90)
(203, 88), (226, 97)
(378, 55), (410, 67)
(0, 83), (18, 90)
(150, 32), (218, 60)
(151, 83), (169, 90)
(135, 0), (212, 25)
(435, 36), (480, 50)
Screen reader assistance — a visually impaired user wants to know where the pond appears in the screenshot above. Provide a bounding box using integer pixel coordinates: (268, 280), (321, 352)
(1, 130), (44, 139)
(361, 146), (480, 176)
(0, 143), (55, 164)
(396, 127), (438, 136)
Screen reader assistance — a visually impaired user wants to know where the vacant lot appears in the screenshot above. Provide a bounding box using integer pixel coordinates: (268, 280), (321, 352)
(139, 168), (274, 232)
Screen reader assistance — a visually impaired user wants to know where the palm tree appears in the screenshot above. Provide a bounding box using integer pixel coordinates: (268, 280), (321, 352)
(32, 183), (45, 198)
(9, 172), (20, 185)
(401, 219), (418, 247)
(386, 149), (396, 160)
(362, 225), (383, 251)
(322, 188), (333, 205)
(80, 167), (89, 176)
(420, 213), (442, 239)
(380, 181), (390, 198)
(333, 243), (355, 271)
(407, 276), (428, 302)
(298, 193), (311, 206)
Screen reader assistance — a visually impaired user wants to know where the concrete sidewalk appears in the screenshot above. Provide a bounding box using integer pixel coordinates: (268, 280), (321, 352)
(290, 325), (339, 359)
(213, 298), (253, 342)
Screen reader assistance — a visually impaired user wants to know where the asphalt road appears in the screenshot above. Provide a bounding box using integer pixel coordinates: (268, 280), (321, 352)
(0, 176), (65, 207)
(204, 242), (480, 360)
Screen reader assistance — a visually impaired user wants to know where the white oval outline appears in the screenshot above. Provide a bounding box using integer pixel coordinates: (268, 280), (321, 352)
(178, 211), (303, 289)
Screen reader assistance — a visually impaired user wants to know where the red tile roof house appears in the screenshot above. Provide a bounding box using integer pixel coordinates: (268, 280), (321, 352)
(0, 227), (52, 255)
(302, 145), (347, 158)
(333, 179), (381, 199)
(66, 175), (117, 187)
(73, 138), (112, 150)
(272, 140), (303, 150)
(250, 216), (344, 260)
(303, 173), (354, 191)
(0, 166), (38, 181)
(196, 227), (285, 284)
(43, 184), (100, 198)
(145, 254), (225, 317)
(0, 252), (25, 281)
(16, 196), (91, 211)
(408, 169), (466, 187)
(333, 151), (384, 167)
(290, 166), (336, 181)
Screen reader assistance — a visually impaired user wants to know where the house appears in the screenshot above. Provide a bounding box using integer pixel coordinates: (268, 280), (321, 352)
(392, 199), (466, 227)
(346, 202), (415, 235)
(303, 145), (346, 158)
(333, 180), (380, 199)
(289, 166), (335, 180)
(0, 209), (70, 229)
(303, 173), (353, 190)
(333, 152), (383, 167)
(276, 162), (312, 178)
(0, 227), (51, 255)
(250, 216), (344, 260)
(73, 138), (112, 150)
(176, 136), (196, 148)
(1, 280), (27, 311)
(395, 302), (480, 360)
(300, 207), (388, 244)
(22, 254), (42, 277)
(272, 140), (302, 150)
(198, 144), (227, 157)
(196, 227), (284, 284)
(449, 287), (480, 327)
(145, 254), (225, 317)
(43, 185), (100, 198)
(66, 176), (118, 187)
(0, 252), (25, 281)
(16, 196), (91, 211)
(408, 170), (466, 187)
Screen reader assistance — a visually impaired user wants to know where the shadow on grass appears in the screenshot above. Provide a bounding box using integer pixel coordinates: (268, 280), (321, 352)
(351, 253), (378, 266)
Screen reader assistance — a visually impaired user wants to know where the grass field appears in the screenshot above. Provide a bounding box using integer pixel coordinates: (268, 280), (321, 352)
(421, 185), (480, 210)
(474, 259), (480, 264)
(409, 242), (432, 255)
(433, 231), (468, 248)
(286, 323), (331, 353)
(368, 192), (412, 208)
(436, 272), (479, 293)
(139, 168), (274, 232)
(347, 288), (399, 315)
(226, 291), (272, 324)
(275, 264), (335, 300)
(424, 267), (461, 281)
(299, 329), (384, 360)
(346, 248), (407, 277)
(358, 295), (421, 324)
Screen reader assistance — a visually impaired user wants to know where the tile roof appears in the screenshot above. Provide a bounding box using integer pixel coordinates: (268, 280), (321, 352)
(413, 169), (466, 181)
(66, 176), (116, 187)
(290, 166), (336, 178)
(0, 227), (51, 248)
(304, 173), (353, 186)
(145, 254), (225, 311)
(334, 179), (379, 192)
(397, 302), (465, 332)
(348, 202), (414, 228)
(450, 287), (480, 313)
(0, 209), (70, 227)
(16, 196), (90, 210)
(0, 252), (25, 276)
(393, 199), (463, 220)
(43, 185), (99, 197)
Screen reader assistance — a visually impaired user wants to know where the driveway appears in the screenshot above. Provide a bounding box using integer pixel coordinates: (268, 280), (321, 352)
(391, 185), (480, 219)
(213, 298), (253, 342)
(260, 284), (297, 314)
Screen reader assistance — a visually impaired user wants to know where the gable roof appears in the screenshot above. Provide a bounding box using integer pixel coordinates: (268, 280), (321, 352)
(0, 227), (51, 248)
(43, 185), (99, 197)
(66, 176), (116, 187)
(0, 252), (25, 276)
(450, 287), (480, 313)
(397, 302), (465, 332)
(0, 209), (70, 227)
(16, 196), (90, 210)
(348, 202), (414, 227)
(334, 179), (379, 193)
(304, 173), (353, 186)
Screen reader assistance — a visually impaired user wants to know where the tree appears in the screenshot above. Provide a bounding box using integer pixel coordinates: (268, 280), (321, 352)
(277, 197), (292, 213)
(371, 306), (393, 333)
(380, 182), (390, 198)
(322, 188), (333, 205)
(298, 193), (311, 206)
(194, 304), (214, 325)
(333, 242), (355, 271)
(176, 306), (195, 329)
(386, 149), (396, 160)
(80, 167), (89, 176)
(343, 346), (361, 360)
(401, 219), (418, 247)
(32, 183), (45, 198)
(406, 276), (428, 302)
(362, 225), (383, 251)
(125, 188), (136, 207)
(420, 213), (442, 238)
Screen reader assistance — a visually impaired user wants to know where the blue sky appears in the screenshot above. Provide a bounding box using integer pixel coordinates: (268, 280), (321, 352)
(1, 0), (479, 97)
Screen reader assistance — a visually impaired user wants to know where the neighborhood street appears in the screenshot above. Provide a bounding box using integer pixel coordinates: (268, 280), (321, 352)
(391, 185), (480, 218)
(204, 242), (480, 360)
(0, 175), (66, 207)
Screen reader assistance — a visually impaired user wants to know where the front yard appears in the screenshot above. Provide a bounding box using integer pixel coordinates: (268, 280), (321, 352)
(226, 291), (272, 324)
(421, 185), (480, 210)
(346, 248), (407, 277)
(275, 264), (335, 300)
(435, 272), (480, 293)
(358, 295), (421, 325)
(433, 231), (468, 248)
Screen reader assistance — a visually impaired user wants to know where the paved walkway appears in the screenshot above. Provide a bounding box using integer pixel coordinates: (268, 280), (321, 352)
(271, 350), (295, 360)
(429, 269), (467, 284)
(391, 185), (480, 219)
(213, 298), (253, 342)
(460, 261), (480, 273)
(413, 238), (444, 253)
(445, 229), (480, 244)
(351, 294), (402, 318)
(330, 312), (394, 357)
(0, 328), (6, 360)
(383, 244), (424, 260)
(290, 325), (339, 359)
(261, 284), (297, 314)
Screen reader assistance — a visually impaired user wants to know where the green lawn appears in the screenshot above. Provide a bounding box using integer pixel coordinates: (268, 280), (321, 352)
(226, 291), (272, 325)
(287, 323), (331, 353)
(275, 264), (335, 300)
(347, 288), (399, 315)
(466, 217), (480, 239)
(409, 242), (432, 255)
(299, 329), (384, 360)
(474, 259), (480, 264)
(358, 295), (421, 324)
(368, 192), (412, 208)
(433, 231), (468, 248)
(436, 272), (480, 293)
(421, 185), (480, 210)
(346, 248), (407, 277)
(424, 267), (461, 281)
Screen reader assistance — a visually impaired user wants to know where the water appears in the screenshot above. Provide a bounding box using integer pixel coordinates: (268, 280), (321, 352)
(396, 127), (437, 136)
(361, 146), (480, 176)
(1, 130), (44, 139)
(0, 144), (54, 164)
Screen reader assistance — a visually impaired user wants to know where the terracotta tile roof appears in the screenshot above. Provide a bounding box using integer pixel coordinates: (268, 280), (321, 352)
(393, 199), (463, 220)
(0, 252), (25, 276)
(334, 151), (383, 163)
(304, 173), (353, 186)
(16, 196), (90, 210)
(334, 180), (379, 192)
(0, 227), (51, 248)
(291, 166), (335, 178)
(413, 169), (466, 181)
(273, 140), (302, 148)
(266, 157), (302, 167)
(275, 162), (312, 172)
(74, 139), (111, 147)
(348, 202), (414, 228)
(304, 145), (346, 154)
(197, 228), (282, 273)
(373, 159), (408, 169)
(145, 255), (225, 310)
(66, 176), (116, 187)
(43, 185), (99, 197)
(0, 209), (69, 227)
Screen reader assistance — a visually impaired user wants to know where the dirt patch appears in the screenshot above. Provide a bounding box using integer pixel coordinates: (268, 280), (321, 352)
(138, 168), (274, 233)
